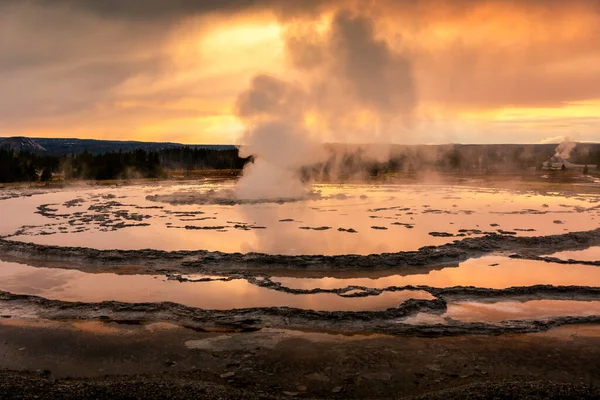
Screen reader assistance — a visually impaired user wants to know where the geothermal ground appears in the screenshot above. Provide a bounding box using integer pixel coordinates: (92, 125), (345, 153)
(0, 178), (599, 399)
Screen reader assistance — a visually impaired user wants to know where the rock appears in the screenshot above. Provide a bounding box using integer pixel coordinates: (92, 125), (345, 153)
(35, 369), (51, 378)
(429, 231), (454, 237)
(332, 386), (343, 393)
(306, 372), (330, 382)
(283, 391), (298, 396)
(296, 385), (308, 392)
(426, 364), (441, 372)
(361, 372), (391, 381)
(220, 372), (235, 379)
(299, 226), (331, 231)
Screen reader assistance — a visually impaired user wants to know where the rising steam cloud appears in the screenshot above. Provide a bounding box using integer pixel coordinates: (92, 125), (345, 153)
(235, 9), (416, 199)
(235, 75), (325, 199)
(554, 137), (578, 160)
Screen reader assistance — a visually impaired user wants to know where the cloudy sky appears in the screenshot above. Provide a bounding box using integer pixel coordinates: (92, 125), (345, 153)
(1, 0), (599, 144)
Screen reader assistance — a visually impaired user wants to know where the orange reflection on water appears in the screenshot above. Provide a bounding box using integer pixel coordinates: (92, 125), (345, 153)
(272, 256), (600, 289)
(445, 300), (600, 322)
(4, 183), (600, 255)
(551, 247), (600, 262)
(0, 319), (181, 335)
(0, 261), (432, 312)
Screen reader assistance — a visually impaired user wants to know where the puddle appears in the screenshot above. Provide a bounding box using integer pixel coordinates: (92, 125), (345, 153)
(401, 300), (600, 325)
(0, 261), (433, 312)
(550, 247), (600, 262)
(3, 183), (600, 255)
(398, 313), (449, 325)
(441, 300), (600, 323)
(271, 256), (600, 289)
(534, 324), (600, 339)
(184, 329), (387, 350)
(0, 318), (180, 335)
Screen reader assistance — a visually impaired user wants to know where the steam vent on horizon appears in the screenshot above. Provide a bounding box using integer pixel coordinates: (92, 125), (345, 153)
(1, 1), (600, 399)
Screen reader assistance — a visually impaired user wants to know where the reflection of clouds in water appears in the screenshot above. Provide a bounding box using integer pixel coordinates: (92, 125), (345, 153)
(551, 247), (600, 262)
(446, 300), (600, 323)
(0, 261), (431, 311)
(5, 183), (600, 254)
(0, 266), (70, 294)
(271, 256), (600, 289)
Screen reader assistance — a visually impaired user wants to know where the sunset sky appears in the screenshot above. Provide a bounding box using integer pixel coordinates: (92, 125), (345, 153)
(1, 0), (599, 144)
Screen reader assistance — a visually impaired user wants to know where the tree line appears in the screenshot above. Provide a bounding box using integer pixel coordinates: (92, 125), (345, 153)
(303, 143), (600, 180)
(2, 143), (600, 184)
(0, 148), (250, 183)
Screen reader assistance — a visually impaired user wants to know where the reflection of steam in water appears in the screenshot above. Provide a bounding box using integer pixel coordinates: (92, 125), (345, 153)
(6, 183), (600, 255)
(235, 201), (394, 255)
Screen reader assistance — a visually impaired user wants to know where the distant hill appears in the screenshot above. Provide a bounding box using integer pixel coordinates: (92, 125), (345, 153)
(0, 137), (235, 155)
(0, 137), (47, 153)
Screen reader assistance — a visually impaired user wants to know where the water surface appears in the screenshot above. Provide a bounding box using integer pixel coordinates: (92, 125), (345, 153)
(402, 300), (600, 324)
(0, 261), (432, 312)
(2, 182), (599, 255)
(271, 256), (600, 289)
(550, 247), (600, 262)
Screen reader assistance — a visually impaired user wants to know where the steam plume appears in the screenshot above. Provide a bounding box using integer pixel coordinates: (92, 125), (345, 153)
(554, 137), (578, 160)
(235, 75), (325, 200)
(234, 9), (416, 199)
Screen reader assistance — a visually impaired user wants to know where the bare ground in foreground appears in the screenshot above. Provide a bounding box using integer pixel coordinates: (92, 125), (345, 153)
(0, 321), (599, 399)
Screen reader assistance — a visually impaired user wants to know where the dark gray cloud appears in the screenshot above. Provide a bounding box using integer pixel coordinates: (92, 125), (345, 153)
(9, 0), (334, 21)
(236, 75), (306, 121)
(4, 0), (256, 19)
(326, 10), (415, 115)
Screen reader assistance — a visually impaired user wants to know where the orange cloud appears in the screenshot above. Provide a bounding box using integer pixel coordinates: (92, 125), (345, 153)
(1, 0), (600, 144)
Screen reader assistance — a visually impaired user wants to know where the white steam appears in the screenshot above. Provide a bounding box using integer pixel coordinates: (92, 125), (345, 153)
(554, 137), (578, 160)
(234, 9), (416, 200)
(234, 75), (326, 200)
